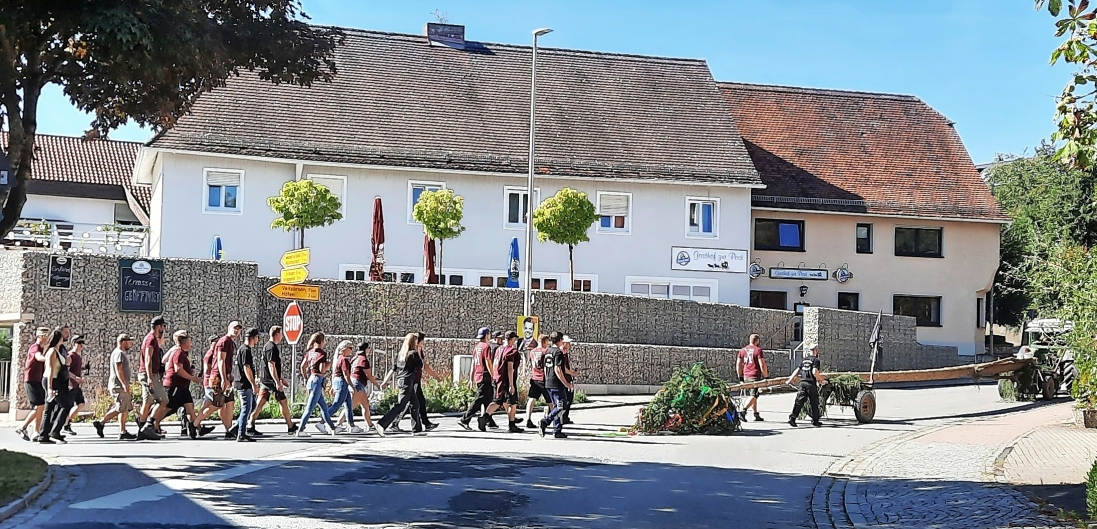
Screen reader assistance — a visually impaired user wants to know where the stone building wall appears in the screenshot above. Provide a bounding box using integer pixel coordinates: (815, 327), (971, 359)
(803, 307), (961, 372)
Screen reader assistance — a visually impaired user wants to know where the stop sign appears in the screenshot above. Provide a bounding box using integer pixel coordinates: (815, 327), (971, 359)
(283, 302), (303, 345)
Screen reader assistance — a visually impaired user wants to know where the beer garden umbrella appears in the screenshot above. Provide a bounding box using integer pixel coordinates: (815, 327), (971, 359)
(369, 197), (385, 281)
(424, 235), (439, 284)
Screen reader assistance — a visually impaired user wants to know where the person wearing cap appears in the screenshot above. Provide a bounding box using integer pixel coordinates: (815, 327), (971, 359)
(559, 335), (580, 425)
(459, 327), (496, 430)
(62, 335), (87, 435)
(210, 321), (243, 439)
(249, 326), (297, 436)
(539, 331), (574, 439)
(481, 331), (523, 433)
(786, 343), (827, 427)
(137, 316), (169, 440)
(15, 327), (50, 442)
(93, 333), (138, 440)
(163, 330), (216, 439)
(232, 327), (261, 442)
(523, 334), (551, 429)
(326, 340), (363, 434)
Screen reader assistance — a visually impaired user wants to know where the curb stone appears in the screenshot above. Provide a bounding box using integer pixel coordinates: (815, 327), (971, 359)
(0, 465), (53, 524)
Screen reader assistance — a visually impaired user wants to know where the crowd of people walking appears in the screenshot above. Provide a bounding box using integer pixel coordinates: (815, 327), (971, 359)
(14, 317), (579, 443)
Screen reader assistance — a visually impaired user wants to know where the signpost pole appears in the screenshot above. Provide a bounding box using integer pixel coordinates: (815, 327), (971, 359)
(290, 344), (297, 403)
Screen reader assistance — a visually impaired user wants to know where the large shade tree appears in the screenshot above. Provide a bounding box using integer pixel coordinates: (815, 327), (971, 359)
(0, 1), (342, 238)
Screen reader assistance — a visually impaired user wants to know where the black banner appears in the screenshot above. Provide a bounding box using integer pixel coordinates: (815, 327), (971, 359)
(48, 255), (71, 289)
(119, 259), (163, 313)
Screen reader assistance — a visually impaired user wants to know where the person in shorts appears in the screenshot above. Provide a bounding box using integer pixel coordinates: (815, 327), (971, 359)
(736, 334), (769, 422)
(523, 335), (550, 429)
(137, 316), (169, 439)
(207, 321), (242, 439)
(15, 327), (50, 442)
(481, 331), (523, 433)
(62, 335), (87, 435)
(163, 330), (215, 439)
(250, 326), (297, 436)
(93, 334), (138, 440)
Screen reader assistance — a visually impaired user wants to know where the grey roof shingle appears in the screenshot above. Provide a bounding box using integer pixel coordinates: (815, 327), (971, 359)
(151, 29), (761, 186)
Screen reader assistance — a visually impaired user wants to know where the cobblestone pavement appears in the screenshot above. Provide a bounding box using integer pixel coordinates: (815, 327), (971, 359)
(813, 401), (1078, 529)
(1003, 419), (1097, 485)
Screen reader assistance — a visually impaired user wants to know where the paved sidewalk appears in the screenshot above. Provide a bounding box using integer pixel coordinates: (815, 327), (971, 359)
(814, 401), (1078, 529)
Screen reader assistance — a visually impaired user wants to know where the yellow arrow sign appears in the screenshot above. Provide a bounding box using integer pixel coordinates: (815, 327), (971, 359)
(280, 266), (308, 285)
(267, 283), (320, 302)
(281, 248), (310, 268)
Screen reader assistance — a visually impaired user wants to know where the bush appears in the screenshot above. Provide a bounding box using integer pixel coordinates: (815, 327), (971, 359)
(375, 378), (477, 414)
(84, 382), (143, 422)
(573, 389), (589, 404)
(1088, 457), (1097, 520)
(633, 362), (741, 435)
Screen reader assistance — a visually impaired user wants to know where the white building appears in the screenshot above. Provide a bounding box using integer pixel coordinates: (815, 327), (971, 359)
(133, 28), (763, 304)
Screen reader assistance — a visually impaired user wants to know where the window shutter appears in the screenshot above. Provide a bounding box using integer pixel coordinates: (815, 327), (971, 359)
(206, 171), (241, 186)
(599, 194), (629, 216)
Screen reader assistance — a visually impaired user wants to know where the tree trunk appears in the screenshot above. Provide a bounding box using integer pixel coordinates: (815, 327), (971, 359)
(0, 77), (42, 240)
(438, 239), (444, 284)
(568, 244), (575, 291)
(299, 228), (305, 250)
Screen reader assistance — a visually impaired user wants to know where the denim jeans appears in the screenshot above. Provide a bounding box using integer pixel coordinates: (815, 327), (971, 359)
(327, 377), (354, 426)
(299, 375), (334, 432)
(236, 388), (255, 437)
(542, 388), (567, 434)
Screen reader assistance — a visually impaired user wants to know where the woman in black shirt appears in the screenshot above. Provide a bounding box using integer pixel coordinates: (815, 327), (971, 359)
(376, 333), (426, 435)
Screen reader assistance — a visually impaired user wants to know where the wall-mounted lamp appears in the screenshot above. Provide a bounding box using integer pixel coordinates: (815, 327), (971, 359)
(799, 285), (809, 297)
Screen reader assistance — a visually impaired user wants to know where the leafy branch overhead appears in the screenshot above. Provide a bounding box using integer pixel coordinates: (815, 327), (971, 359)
(1037, 0), (1097, 168)
(268, 180), (343, 232)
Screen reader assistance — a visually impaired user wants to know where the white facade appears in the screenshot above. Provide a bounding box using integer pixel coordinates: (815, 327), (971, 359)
(22, 194), (132, 226)
(141, 151), (755, 305)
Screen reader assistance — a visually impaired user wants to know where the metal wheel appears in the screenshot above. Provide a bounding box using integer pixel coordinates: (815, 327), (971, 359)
(854, 390), (876, 423)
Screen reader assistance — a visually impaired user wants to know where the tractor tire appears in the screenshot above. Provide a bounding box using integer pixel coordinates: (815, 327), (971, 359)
(854, 390), (876, 423)
(1042, 377), (1058, 400)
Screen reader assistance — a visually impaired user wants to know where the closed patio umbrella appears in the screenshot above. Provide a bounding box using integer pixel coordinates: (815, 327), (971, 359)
(369, 197), (385, 281)
(506, 237), (520, 288)
(424, 235), (439, 284)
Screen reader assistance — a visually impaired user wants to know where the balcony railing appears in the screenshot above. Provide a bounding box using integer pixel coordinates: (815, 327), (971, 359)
(3, 219), (148, 256)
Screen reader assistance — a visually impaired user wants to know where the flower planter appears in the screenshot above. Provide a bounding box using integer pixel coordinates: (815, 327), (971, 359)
(1073, 407), (1097, 429)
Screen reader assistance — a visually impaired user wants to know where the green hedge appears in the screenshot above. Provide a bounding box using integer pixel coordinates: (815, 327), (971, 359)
(1088, 456), (1097, 519)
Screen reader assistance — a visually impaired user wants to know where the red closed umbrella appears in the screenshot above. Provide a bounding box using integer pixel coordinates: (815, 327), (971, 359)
(369, 197), (385, 281)
(424, 235), (439, 284)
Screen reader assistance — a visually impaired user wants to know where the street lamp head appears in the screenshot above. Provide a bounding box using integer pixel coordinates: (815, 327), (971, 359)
(533, 28), (554, 37)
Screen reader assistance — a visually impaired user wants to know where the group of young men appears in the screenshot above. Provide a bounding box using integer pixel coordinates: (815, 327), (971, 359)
(459, 328), (578, 439)
(736, 333), (829, 427)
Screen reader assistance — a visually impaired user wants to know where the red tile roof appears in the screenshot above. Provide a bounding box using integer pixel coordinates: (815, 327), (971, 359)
(150, 29), (761, 187)
(719, 82), (1007, 222)
(2, 133), (148, 222)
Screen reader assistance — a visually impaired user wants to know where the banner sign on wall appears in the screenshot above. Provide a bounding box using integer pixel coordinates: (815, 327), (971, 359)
(768, 267), (829, 281)
(670, 247), (748, 273)
(119, 259), (163, 312)
(48, 255), (72, 289)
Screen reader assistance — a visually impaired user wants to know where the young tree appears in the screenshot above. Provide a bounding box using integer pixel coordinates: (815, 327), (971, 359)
(413, 189), (466, 280)
(532, 187), (599, 290)
(0, 2), (342, 239)
(268, 180), (343, 248)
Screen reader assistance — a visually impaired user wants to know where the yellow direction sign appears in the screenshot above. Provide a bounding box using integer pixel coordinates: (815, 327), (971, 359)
(281, 266), (308, 285)
(281, 248), (310, 268)
(267, 283), (320, 302)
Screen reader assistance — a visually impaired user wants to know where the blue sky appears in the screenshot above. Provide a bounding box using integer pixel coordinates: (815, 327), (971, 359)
(36, 0), (1068, 164)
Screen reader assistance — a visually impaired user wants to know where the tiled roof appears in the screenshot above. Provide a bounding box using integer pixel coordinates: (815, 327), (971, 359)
(150, 29), (761, 187)
(719, 82), (1008, 222)
(2, 133), (149, 221)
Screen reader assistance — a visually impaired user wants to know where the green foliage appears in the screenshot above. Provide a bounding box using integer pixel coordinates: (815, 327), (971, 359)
(0, 329), (11, 362)
(533, 188), (599, 288)
(1037, 0), (1097, 168)
(633, 362), (741, 435)
(573, 389), (589, 404)
(268, 180), (343, 234)
(798, 374), (863, 419)
(413, 189), (466, 242)
(1088, 456), (1097, 519)
(0, 450), (48, 505)
(0, 1), (341, 239)
(422, 378), (477, 413)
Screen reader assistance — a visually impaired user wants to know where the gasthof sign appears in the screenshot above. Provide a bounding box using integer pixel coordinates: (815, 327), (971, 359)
(670, 247), (748, 273)
(769, 268), (829, 281)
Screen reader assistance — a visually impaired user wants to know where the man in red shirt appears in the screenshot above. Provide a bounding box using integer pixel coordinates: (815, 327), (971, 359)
(736, 334), (769, 422)
(482, 331), (523, 433)
(15, 327), (50, 442)
(459, 327), (495, 430)
(62, 335), (87, 435)
(523, 335), (550, 429)
(163, 330), (215, 439)
(138, 316), (169, 439)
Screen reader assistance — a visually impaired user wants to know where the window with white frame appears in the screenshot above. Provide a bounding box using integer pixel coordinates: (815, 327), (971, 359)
(504, 186), (539, 229)
(626, 277), (716, 302)
(308, 174), (347, 216)
(408, 180), (445, 223)
(687, 197), (718, 237)
(597, 192), (631, 234)
(204, 169), (243, 213)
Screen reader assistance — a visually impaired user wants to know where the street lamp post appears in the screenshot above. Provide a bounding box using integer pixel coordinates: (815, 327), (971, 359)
(524, 27), (552, 318)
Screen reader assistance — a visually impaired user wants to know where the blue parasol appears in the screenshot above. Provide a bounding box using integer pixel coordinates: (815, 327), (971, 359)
(211, 235), (223, 261)
(506, 237), (520, 288)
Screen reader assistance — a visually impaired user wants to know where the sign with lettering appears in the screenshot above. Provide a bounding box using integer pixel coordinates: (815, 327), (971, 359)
(768, 267), (828, 281)
(119, 259), (163, 312)
(280, 248), (310, 268)
(283, 302), (303, 345)
(48, 255), (71, 289)
(267, 282), (321, 302)
(670, 246), (748, 273)
(280, 266), (308, 285)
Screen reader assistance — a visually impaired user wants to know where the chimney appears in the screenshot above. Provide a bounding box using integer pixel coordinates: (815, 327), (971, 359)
(425, 23), (466, 50)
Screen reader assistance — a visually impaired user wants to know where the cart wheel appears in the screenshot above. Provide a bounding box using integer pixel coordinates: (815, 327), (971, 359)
(1042, 377), (1057, 400)
(854, 390), (876, 423)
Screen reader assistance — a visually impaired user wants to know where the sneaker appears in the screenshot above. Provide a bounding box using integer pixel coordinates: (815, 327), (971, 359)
(334, 424), (348, 434)
(788, 418), (798, 427)
(526, 420), (537, 429)
(118, 431), (137, 441)
(314, 423), (330, 436)
(812, 421), (823, 427)
(458, 420), (472, 431)
(198, 426), (216, 438)
(553, 432), (568, 439)
(508, 423), (524, 434)
(754, 413), (765, 422)
(487, 418), (500, 429)
(237, 434), (256, 443)
(181, 425), (188, 437)
(224, 430), (234, 440)
(187, 422), (198, 440)
(372, 423), (386, 437)
(349, 426), (365, 434)
(93, 421), (105, 439)
(51, 433), (68, 444)
(295, 430), (310, 438)
(16, 428), (29, 442)
(228, 426), (239, 439)
(388, 423), (404, 433)
(137, 426), (162, 441)
(538, 420), (547, 438)
(63, 424), (76, 435)
(38, 436), (56, 444)
(288, 424), (299, 435)
(477, 415), (488, 432)
(246, 427), (263, 437)
(412, 430), (428, 436)
(425, 422), (439, 431)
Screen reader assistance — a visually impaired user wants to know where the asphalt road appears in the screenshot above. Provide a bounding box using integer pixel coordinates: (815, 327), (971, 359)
(0, 384), (1036, 529)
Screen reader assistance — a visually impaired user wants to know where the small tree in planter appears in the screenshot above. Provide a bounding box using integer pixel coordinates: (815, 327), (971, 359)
(413, 189), (465, 280)
(268, 180), (343, 248)
(533, 187), (599, 290)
